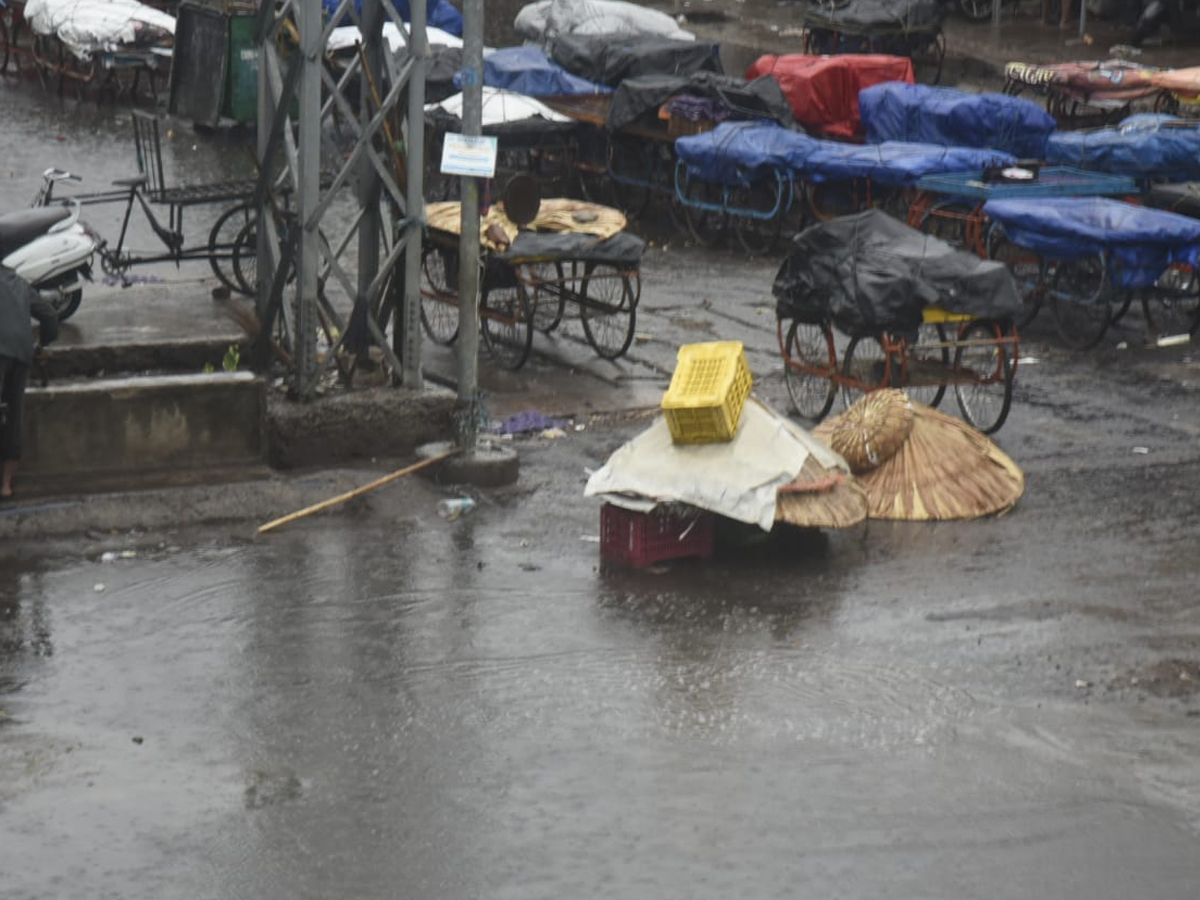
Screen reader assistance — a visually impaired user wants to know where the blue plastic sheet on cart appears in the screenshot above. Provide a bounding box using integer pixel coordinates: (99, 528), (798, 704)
(473, 46), (610, 97)
(323, 0), (463, 35)
(800, 141), (1015, 186)
(1044, 115), (1200, 183)
(859, 83), (1056, 159)
(675, 121), (819, 186)
(984, 196), (1200, 288)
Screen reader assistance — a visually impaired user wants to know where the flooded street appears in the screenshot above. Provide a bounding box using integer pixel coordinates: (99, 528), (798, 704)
(5, 13), (1200, 897)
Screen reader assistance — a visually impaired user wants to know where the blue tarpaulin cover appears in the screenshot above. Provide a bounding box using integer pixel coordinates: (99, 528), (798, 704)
(471, 45), (609, 96)
(859, 82), (1056, 159)
(983, 196), (1200, 288)
(323, 0), (463, 35)
(675, 122), (818, 185)
(674, 121), (1013, 187)
(1044, 115), (1200, 183)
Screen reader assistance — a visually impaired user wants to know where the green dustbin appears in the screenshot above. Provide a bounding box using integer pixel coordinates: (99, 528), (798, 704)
(223, 10), (259, 123)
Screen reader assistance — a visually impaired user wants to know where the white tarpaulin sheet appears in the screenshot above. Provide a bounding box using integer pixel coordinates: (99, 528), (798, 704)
(427, 87), (571, 126)
(515, 0), (694, 43)
(326, 21), (467, 54)
(584, 397), (848, 531)
(25, 0), (175, 60)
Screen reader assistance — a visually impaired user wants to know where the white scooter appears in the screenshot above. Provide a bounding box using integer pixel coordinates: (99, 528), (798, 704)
(0, 169), (99, 322)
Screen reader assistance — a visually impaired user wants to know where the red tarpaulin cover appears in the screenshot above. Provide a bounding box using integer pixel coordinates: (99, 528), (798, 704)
(746, 54), (914, 141)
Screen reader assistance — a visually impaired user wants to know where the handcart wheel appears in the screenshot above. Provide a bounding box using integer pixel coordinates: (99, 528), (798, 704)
(730, 175), (787, 256)
(840, 334), (895, 410)
(579, 262), (637, 360)
(953, 320), (1013, 434)
(521, 261), (567, 334)
(209, 201), (256, 294)
(231, 220), (259, 297)
(1141, 265), (1200, 337)
(1049, 254), (1112, 350)
(807, 181), (860, 222)
(917, 199), (973, 250)
(420, 244), (462, 345)
(783, 320), (836, 421)
(986, 223), (1045, 330)
(608, 136), (652, 219)
(682, 173), (727, 249)
(904, 324), (949, 409)
(480, 272), (534, 370)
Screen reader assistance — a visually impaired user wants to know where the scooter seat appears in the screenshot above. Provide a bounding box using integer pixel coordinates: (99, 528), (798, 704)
(0, 206), (72, 259)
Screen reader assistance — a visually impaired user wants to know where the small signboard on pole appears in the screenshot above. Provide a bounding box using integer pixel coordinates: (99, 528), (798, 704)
(440, 133), (498, 178)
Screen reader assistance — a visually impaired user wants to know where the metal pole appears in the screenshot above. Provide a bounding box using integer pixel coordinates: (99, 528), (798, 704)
(255, 1), (272, 327)
(992, 0), (1001, 29)
(402, 0), (428, 388)
(358, 0), (383, 345)
(295, 0), (322, 400)
(457, 0), (484, 450)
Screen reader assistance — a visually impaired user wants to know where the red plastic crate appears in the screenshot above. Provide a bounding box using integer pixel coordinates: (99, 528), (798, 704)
(599, 503), (714, 568)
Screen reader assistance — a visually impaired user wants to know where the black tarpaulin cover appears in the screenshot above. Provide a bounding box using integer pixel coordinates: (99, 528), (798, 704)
(606, 72), (796, 132)
(772, 209), (1021, 335)
(802, 0), (943, 33)
(550, 34), (722, 86)
(495, 230), (645, 267)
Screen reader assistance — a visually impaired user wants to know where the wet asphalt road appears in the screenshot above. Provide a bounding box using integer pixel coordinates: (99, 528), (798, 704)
(5, 28), (1200, 900)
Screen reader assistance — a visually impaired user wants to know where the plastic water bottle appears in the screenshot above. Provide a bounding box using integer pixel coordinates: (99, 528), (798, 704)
(437, 498), (476, 521)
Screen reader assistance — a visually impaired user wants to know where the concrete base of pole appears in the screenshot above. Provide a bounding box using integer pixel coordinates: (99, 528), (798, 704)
(415, 440), (519, 487)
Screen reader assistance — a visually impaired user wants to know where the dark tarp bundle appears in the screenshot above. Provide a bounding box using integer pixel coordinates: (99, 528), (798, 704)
(983, 197), (1200, 289)
(859, 82), (1056, 159)
(394, 44), (462, 103)
(772, 209), (1022, 335)
(800, 140), (1015, 186)
(472, 45), (610, 97)
(746, 53), (913, 141)
(550, 34), (722, 86)
(494, 230), (645, 267)
(1146, 181), (1200, 220)
(801, 0), (943, 33)
(606, 72), (796, 132)
(1043, 114), (1200, 183)
(675, 121), (818, 186)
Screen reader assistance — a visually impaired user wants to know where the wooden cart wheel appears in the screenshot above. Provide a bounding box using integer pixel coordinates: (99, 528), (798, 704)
(480, 272), (533, 370)
(580, 262), (637, 360)
(953, 320), (1013, 434)
(419, 244), (462, 345)
(783, 319), (836, 421)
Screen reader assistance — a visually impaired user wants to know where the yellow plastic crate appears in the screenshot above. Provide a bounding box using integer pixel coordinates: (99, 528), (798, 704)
(661, 341), (753, 444)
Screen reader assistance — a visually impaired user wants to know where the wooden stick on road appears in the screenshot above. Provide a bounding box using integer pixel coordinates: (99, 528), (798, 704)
(257, 451), (456, 535)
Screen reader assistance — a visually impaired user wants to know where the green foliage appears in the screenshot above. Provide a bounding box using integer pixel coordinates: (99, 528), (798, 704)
(222, 344), (241, 372)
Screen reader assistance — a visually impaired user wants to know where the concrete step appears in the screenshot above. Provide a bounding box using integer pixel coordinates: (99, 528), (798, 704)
(23, 371), (267, 492)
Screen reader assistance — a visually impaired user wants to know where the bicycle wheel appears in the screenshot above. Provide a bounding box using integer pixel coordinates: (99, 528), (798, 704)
(956, 0), (995, 22)
(986, 223), (1044, 330)
(682, 173), (727, 249)
(419, 245), (461, 345)
(917, 199), (973, 250)
(731, 176), (786, 256)
(231, 219), (259, 296)
(1050, 254), (1111, 350)
(904, 323), (949, 409)
(608, 136), (652, 219)
(522, 261), (567, 334)
(1142, 265), (1200, 337)
(208, 201), (254, 293)
(783, 320), (836, 421)
(953, 320), (1013, 434)
(480, 274), (533, 370)
(580, 263), (637, 360)
(840, 334), (893, 410)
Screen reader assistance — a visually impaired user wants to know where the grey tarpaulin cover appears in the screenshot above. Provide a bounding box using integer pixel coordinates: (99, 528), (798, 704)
(494, 231), (645, 267)
(606, 72), (796, 132)
(772, 209), (1022, 336)
(549, 34), (722, 86)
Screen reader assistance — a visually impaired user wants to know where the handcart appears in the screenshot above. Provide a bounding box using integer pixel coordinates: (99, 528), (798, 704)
(419, 195), (645, 371)
(1002, 60), (1169, 126)
(672, 120), (1016, 254)
(1043, 114), (1200, 187)
(773, 208), (1022, 434)
(800, 0), (946, 84)
(983, 196), (1200, 348)
(909, 166), (1140, 329)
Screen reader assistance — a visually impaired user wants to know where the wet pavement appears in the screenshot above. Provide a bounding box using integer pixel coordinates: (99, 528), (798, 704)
(4, 8), (1200, 899)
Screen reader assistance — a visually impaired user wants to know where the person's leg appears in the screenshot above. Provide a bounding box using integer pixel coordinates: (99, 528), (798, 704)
(0, 359), (28, 498)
